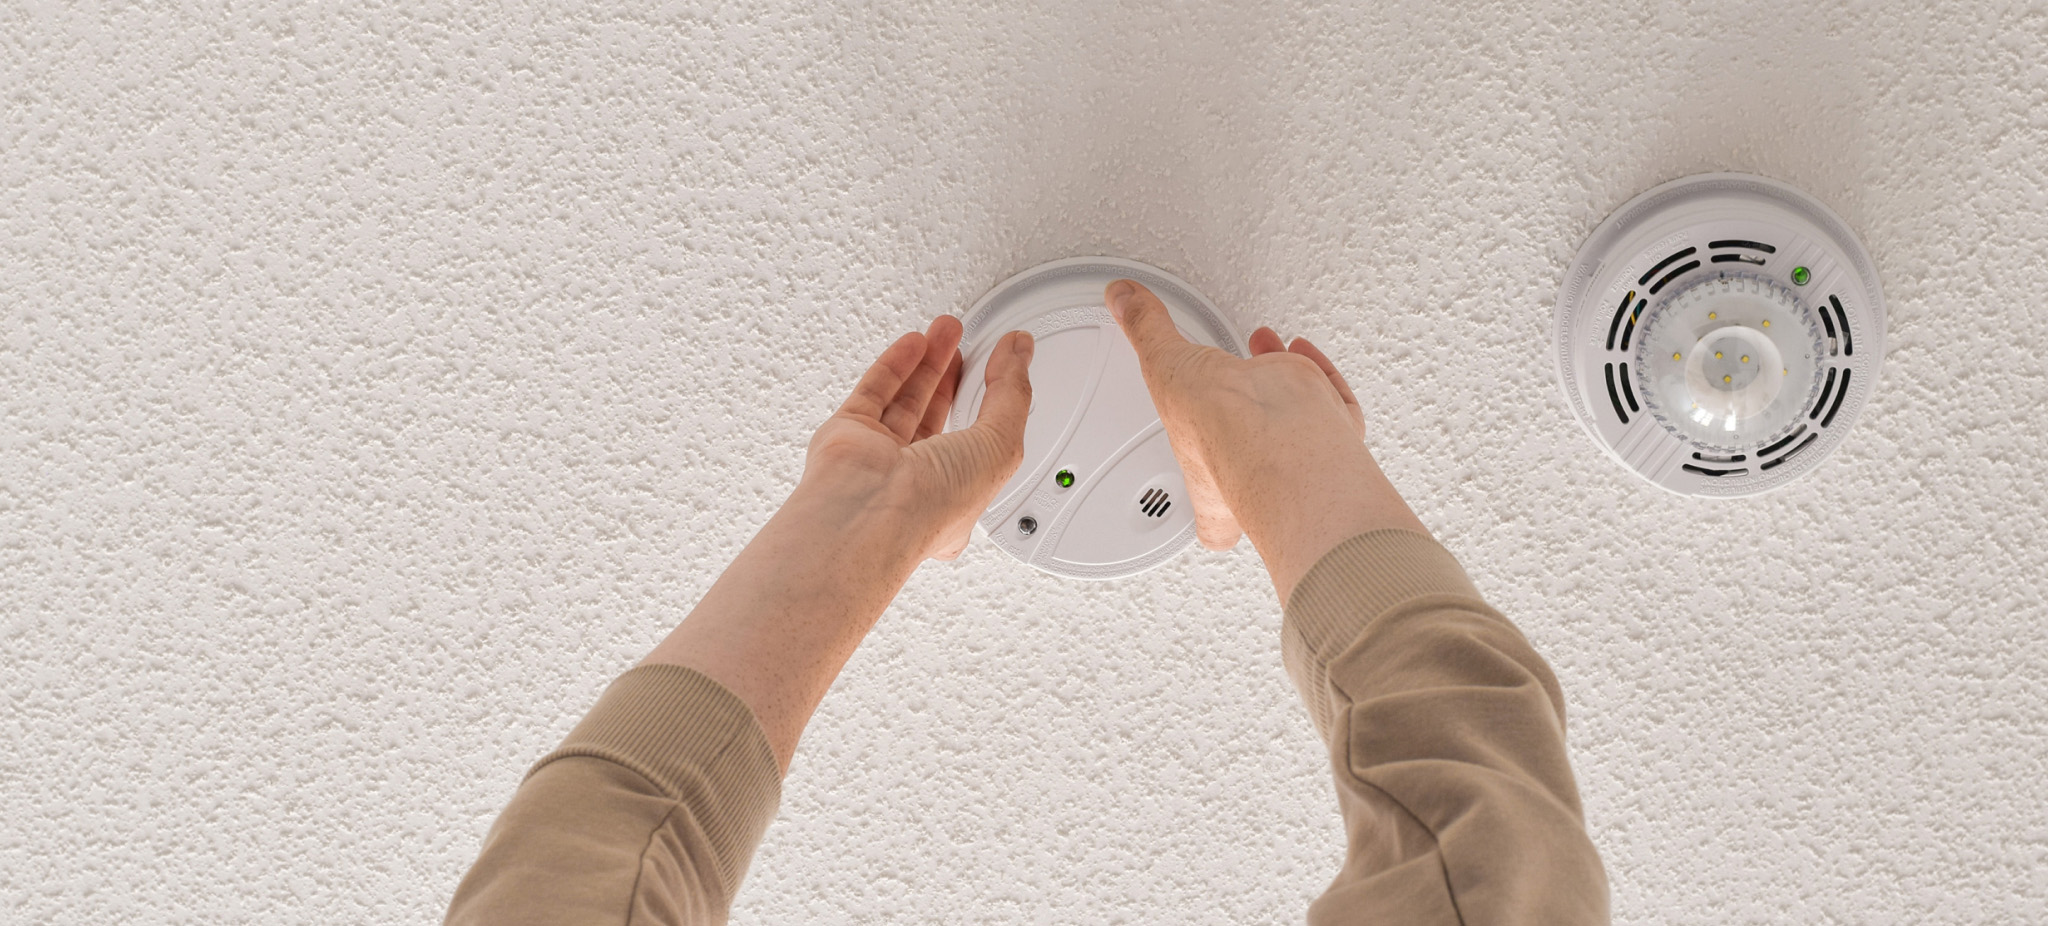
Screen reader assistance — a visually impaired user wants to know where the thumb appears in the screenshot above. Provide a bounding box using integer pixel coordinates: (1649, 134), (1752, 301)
(909, 330), (1033, 563)
(961, 329), (1035, 465)
(1105, 280), (1196, 373)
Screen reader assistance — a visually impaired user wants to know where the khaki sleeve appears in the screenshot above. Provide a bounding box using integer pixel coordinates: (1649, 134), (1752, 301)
(1282, 530), (1608, 925)
(446, 664), (782, 926)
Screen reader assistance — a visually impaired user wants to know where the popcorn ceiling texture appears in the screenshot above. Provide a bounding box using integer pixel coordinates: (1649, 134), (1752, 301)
(4, 1), (2045, 922)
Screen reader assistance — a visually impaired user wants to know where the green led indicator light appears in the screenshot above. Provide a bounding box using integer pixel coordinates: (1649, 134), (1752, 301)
(1791, 266), (1811, 286)
(1055, 469), (1076, 488)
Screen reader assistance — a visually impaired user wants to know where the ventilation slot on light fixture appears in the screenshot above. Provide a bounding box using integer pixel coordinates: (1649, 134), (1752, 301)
(1810, 368), (1838, 419)
(1606, 291), (1635, 351)
(1822, 369), (1852, 427)
(1604, 363), (1629, 423)
(1711, 253), (1766, 266)
(1648, 260), (1700, 295)
(1682, 464), (1749, 477)
(1830, 295), (1854, 356)
(1138, 487), (1172, 518)
(1760, 433), (1819, 471)
(1638, 247), (1697, 285)
(1756, 424), (1808, 458)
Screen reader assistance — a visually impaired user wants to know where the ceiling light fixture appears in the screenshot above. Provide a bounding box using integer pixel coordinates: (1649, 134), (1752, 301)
(1553, 173), (1885, 496)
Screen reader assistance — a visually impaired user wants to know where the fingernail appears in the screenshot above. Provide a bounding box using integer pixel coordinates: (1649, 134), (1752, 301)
(1106, 280), (1136, 320)
(1012, 330), (1034, 359)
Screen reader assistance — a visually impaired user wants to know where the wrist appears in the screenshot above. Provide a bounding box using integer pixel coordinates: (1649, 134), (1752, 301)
(785, 474), (929, 576)
(1227, 445), (1430, 606)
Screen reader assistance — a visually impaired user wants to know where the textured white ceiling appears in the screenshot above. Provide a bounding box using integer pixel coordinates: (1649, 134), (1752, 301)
(5, 1), (2046, 923)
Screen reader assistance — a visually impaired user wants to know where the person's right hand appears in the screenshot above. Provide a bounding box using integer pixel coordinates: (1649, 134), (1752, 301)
(1106, 279), (1430, 604)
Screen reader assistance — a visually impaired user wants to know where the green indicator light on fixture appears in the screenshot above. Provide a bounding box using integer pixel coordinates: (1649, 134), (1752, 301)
(1055, 469), (1076, 488)
(1791, 266), (1811, 285)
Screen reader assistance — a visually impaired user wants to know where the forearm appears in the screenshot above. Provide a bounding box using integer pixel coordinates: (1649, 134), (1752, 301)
(1224, 436), (1429, 607)
(450, 314), (1029, 924)
(641, 478), (924, 773)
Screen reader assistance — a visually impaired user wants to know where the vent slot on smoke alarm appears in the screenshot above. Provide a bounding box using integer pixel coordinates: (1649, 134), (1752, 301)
(1709, 239), (1778, 253)
(1138, 487), (1172, 518)
(1682, 463), (1750, 477)
(1830, 295), (1854, 356)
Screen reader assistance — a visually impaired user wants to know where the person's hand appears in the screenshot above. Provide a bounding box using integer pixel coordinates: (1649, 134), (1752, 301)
(645, 316), (1031, 771)
(801, 314), (1034, 562)
(1105, 279), (1427, 603)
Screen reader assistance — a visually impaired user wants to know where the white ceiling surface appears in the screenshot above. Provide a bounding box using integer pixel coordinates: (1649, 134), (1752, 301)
(5, 1), (2045, 922)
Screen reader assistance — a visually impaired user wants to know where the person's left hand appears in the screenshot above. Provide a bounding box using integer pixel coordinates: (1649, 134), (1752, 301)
(801, 314), (1034, 562)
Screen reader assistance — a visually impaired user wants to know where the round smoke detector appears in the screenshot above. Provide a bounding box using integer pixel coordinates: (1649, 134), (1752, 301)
(948, 257), (1245, 579)
(1554, 173), (1886, 497)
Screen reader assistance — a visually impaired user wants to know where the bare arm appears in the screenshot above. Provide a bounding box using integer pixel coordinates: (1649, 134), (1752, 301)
(447, 316), (1034, 924)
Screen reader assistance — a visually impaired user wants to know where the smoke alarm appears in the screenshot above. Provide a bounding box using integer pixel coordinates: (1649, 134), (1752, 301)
(948, 257), (1246, 579)
(1553, 173), (1885, 497)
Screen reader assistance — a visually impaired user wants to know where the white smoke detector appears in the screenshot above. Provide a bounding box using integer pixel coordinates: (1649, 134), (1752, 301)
(1554, 173), (1886, 497)
(948, 257), (1246, 579)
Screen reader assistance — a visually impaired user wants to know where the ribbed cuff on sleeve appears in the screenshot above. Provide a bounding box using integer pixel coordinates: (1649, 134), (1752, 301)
(1281, 530), (1485, 736)
(529, 664), (783, 897)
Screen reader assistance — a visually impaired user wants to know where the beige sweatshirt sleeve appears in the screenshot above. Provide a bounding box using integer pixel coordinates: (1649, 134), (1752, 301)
(445, 664), (781, 926)
(448, 530), (1603, 925)
(1282, 529), (1608, 924)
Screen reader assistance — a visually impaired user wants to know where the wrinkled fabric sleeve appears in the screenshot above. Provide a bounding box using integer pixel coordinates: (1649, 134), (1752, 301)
(1282, 530), (1609, 925)
(446, 664), (782, 926)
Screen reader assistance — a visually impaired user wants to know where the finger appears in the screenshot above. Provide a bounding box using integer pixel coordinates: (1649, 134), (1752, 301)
(1287, 337), (1361, 409)
(880, 315), (964, 440)
(1248, 326), (1286, 355)
(911, 331), (1032, 560)
(1105, 280), (1198, 373)
(932, 330), (1034, 488)
(914, 348), (964, 440)
(1289, 336), (1366, 435)
(838, 331), (927, 421)
(966, 330), (1034, 448)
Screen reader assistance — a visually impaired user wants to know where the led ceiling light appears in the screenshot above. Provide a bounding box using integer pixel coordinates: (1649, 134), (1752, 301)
(1553, 173), (1886, 496)
(948, 257), (1245, 579)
